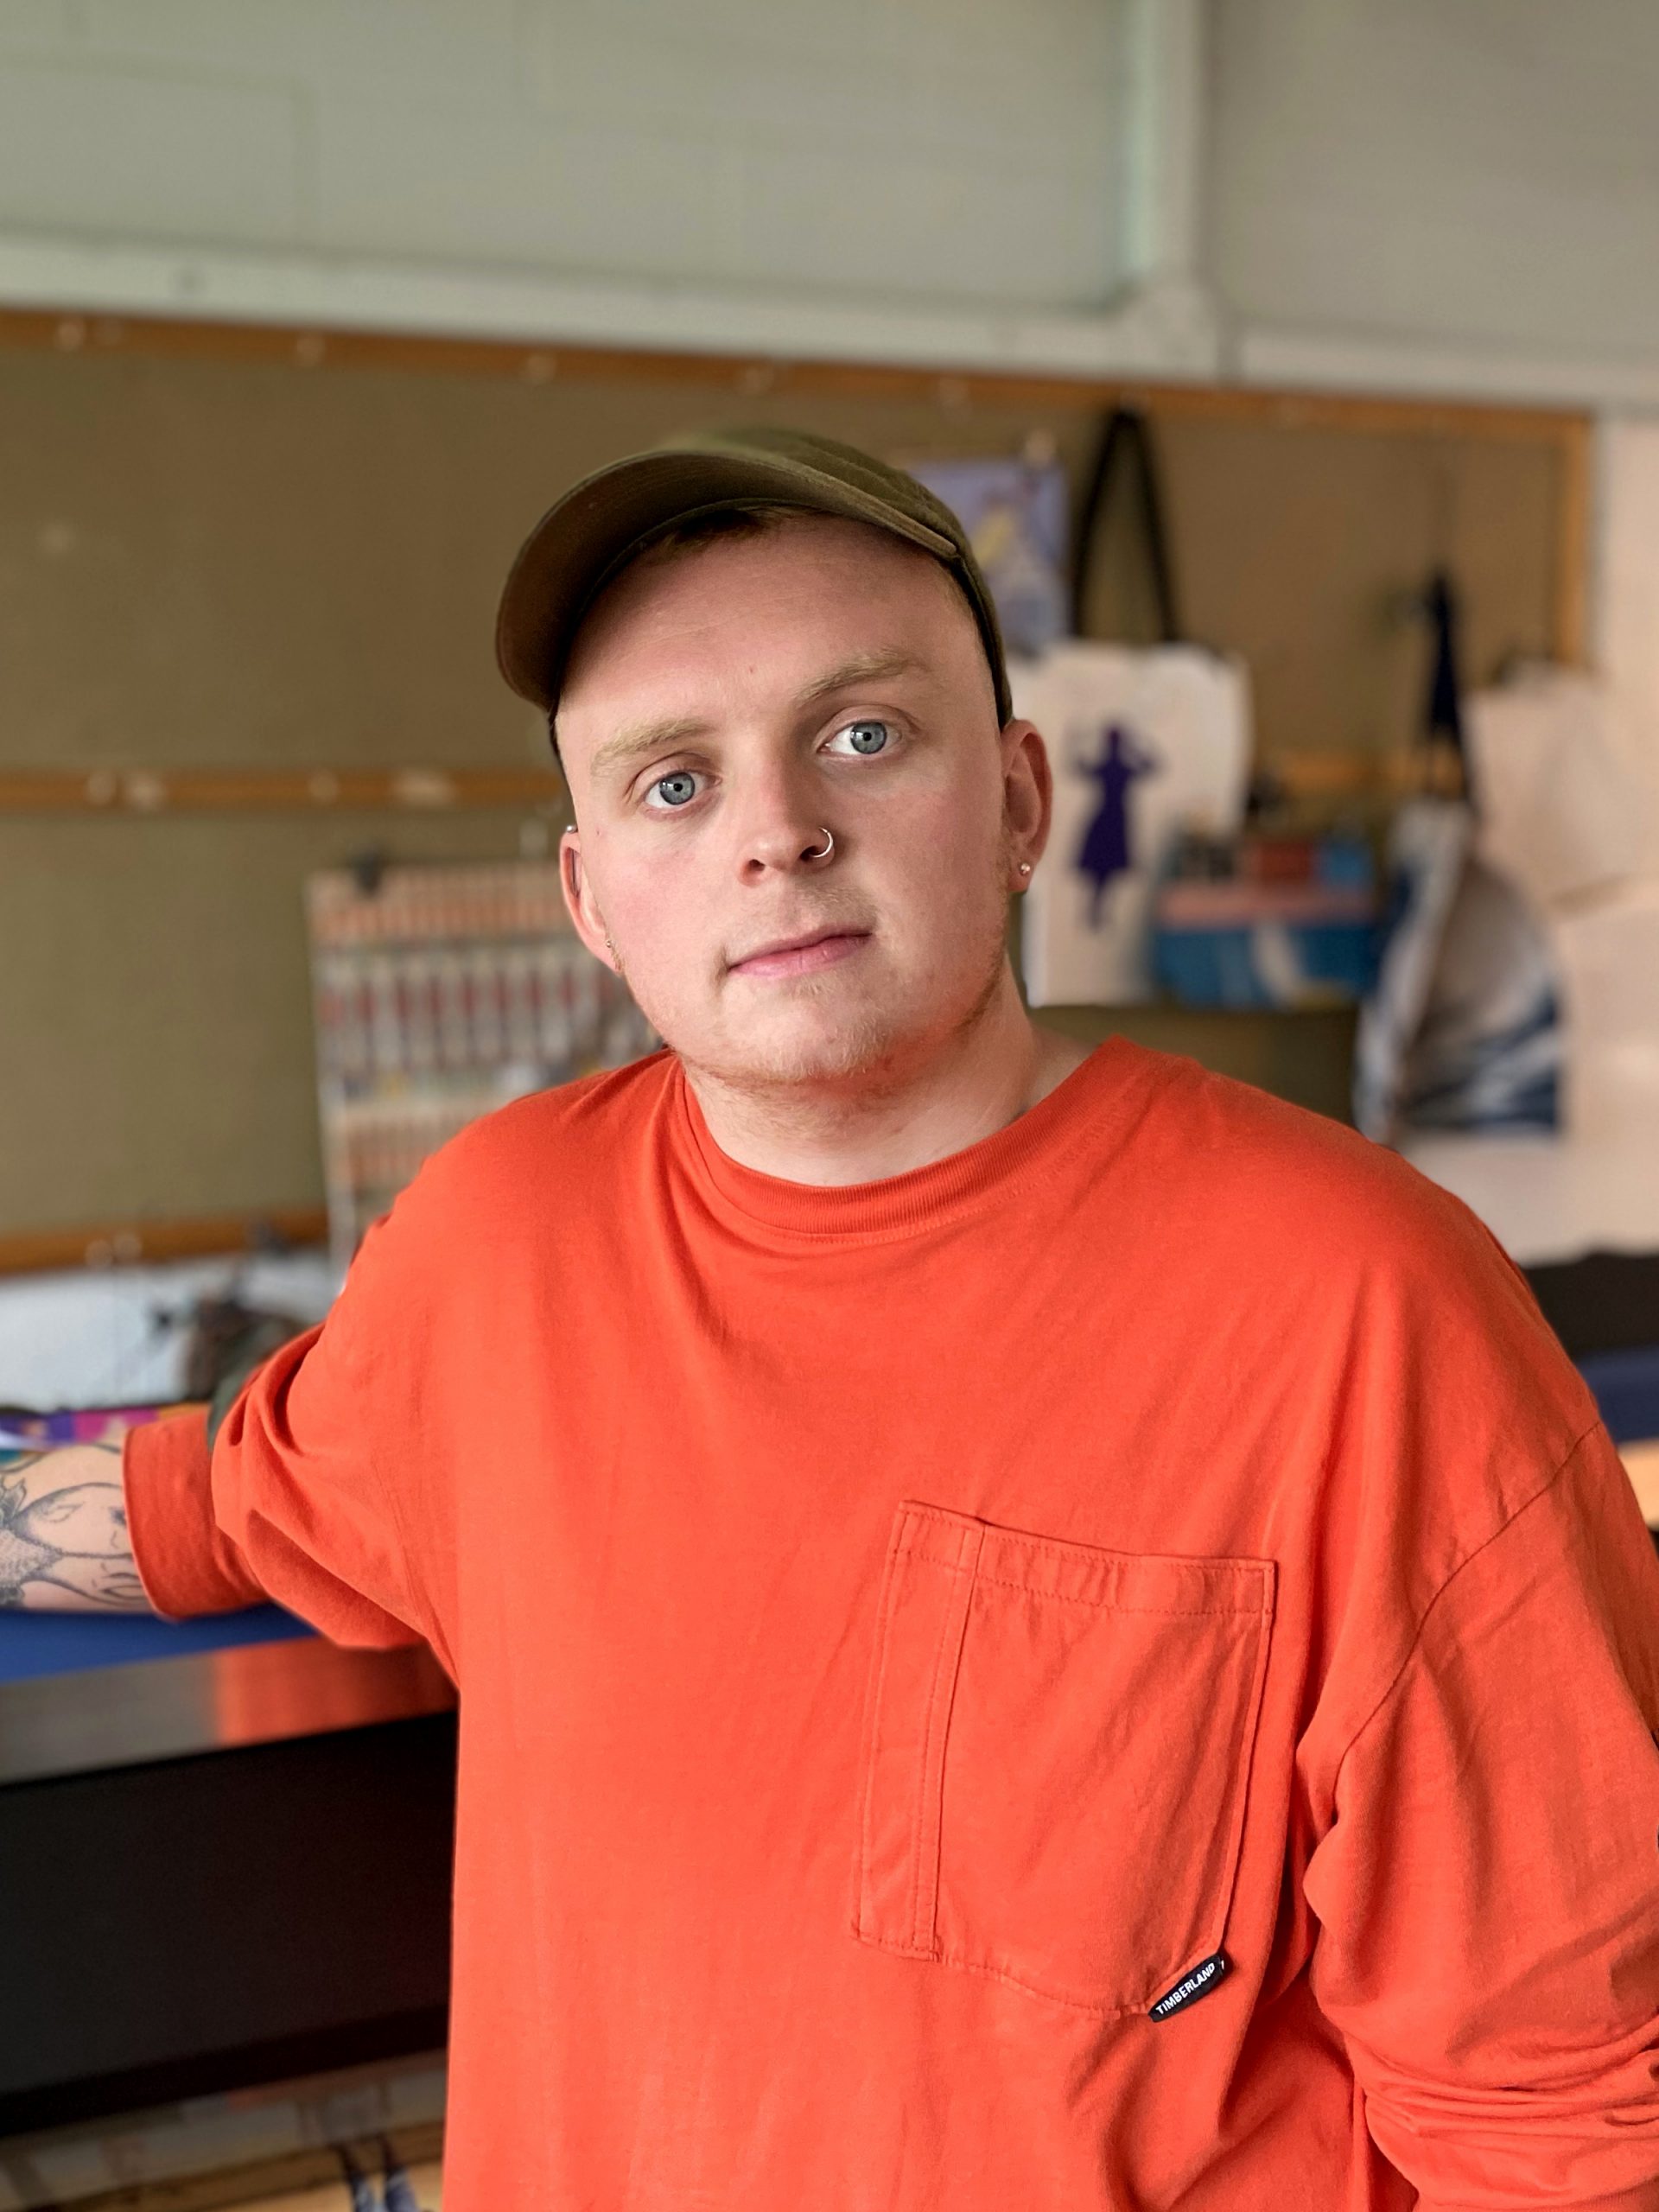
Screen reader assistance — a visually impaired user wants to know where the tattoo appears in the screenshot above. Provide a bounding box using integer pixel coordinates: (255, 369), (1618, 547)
(0, 1443), (149, 1611)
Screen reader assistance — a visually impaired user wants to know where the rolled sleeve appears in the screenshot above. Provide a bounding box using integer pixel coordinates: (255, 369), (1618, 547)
(210, 1321), (429, 1653)
(122, 1404), (266, 1619)
(119, 1173), (455, 1668)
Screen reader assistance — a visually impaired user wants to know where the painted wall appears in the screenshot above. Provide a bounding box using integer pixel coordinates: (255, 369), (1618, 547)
(10, 2), (1659, 401)
(0, 0), (1133, 317)
(1210, 0), (1659, 400)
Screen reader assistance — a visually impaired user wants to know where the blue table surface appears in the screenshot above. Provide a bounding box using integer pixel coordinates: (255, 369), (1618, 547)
(0, 1604), (313, 1684)
(3, 1350), (1654, 1687)
(1575, 1344), (1659, 1447)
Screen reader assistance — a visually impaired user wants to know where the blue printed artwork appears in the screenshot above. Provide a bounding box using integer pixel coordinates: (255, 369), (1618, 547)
(904, 454), (1070, 656)
(1074, 725), (1160, 926)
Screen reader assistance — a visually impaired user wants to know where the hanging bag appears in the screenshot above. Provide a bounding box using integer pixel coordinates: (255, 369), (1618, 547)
(1353, 573), (1562, 1140)
(1017, 409), (1253, 1007)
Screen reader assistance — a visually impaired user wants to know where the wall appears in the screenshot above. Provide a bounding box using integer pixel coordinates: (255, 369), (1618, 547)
(10, 3), (1659, 404)
(0, 6), (1629, 1268)
(0, 332), (1575, 1238)
(0, 0), (1140, 326)
(1210, 0), (1659, 404)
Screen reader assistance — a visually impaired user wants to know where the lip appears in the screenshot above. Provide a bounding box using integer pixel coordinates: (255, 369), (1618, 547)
(728, 927), (871, 980)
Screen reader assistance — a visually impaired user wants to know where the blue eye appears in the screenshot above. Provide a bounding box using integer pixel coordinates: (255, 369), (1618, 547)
(835, 719), (892, 756)
(649, 771), (699, 809)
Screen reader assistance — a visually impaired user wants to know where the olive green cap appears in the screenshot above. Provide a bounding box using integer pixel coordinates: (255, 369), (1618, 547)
(494, 423), (1013, 726)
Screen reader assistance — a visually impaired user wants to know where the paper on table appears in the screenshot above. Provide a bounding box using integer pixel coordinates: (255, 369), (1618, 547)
(1622, 1438), (1659, 1530)
(1399, 1128), (1659, 1264)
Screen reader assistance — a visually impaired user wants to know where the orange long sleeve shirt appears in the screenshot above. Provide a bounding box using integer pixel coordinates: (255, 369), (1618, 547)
(124, 1039), (1659, 2209)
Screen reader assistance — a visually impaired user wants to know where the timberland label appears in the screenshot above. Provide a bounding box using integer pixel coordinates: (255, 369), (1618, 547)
(1148, 1950), (1231, 2021)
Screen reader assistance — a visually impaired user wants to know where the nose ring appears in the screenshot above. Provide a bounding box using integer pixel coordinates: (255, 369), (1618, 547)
(803, 827), (835, 863)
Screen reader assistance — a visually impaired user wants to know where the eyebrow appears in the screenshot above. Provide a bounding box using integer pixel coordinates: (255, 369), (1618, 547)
(587, 715), (709, 784)
(585, 651), (929, 785)
(793, 649), (925, 707)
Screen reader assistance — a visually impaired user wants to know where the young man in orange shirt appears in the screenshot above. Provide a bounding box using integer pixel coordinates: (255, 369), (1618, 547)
(13, 429), (1659, 2208)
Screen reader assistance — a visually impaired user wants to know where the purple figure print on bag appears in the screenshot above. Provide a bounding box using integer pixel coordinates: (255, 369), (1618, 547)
(1074, 724), (1158, 926)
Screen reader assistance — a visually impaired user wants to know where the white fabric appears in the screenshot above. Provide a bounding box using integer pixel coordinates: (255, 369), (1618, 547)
(0, 1252), (340, 1412)
(1465, 666), (1657, 910)
(1549, 880), (1659, 1146)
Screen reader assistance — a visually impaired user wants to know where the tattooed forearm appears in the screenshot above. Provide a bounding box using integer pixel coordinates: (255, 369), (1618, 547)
(0, 1443), (150, 1611)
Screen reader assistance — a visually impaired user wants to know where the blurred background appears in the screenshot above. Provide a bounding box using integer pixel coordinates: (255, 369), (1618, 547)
(1, 3), (1656, 2206)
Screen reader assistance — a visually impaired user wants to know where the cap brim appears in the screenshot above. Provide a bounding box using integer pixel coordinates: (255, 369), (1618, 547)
(495, 448), (958, 712)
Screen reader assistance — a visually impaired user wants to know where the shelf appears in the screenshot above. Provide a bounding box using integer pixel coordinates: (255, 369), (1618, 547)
(0, 1207), (328, 1278)
(0, 767), (565, 816)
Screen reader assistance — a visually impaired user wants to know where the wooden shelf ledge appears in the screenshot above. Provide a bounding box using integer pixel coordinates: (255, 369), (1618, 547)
(0, 1208), (329, 1278)
(0, 767), (567, 816)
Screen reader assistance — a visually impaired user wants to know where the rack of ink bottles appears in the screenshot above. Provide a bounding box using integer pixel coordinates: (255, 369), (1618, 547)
(307, 858), (658, 1262)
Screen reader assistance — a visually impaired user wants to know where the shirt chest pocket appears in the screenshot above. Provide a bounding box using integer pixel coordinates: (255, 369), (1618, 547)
(851, 1500), (1275, 2017)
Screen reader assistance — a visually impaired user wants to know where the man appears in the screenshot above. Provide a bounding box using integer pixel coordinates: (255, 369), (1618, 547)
(16, 428), (1659, 2208)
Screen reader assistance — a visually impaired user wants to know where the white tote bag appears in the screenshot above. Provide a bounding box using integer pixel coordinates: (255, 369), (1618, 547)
(1014, 406), (1253, 1007)
(1015, 640), (1253, 1006)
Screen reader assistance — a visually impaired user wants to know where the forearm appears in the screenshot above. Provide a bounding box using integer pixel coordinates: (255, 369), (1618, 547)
(0, 1441), (151, 1611)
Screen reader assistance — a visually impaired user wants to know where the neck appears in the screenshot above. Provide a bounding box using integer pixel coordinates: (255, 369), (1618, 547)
(681, 965), (1094, 1185)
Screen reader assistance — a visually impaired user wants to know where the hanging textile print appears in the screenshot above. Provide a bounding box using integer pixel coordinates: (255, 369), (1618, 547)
(1014, 641), (1254, 1006)
(1351, 579), (1567, 1143)
(904, 449), (1071, 658)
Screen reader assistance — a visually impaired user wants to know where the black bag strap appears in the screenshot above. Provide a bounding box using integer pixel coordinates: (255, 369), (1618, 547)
(1070, 406), (1182, 645)
(1420, 568), (1474, 807)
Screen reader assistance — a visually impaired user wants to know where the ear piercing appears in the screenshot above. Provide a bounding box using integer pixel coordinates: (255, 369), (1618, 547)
(1017, 861), (1033, 876)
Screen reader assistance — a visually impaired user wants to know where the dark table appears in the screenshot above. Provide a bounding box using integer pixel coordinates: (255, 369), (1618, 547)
(0, 1602), (457, 2133)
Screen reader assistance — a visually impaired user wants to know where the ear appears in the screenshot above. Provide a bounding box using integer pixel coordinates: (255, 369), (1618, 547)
(999, 716), (1052, 874)
(559, 827), (621, 975)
